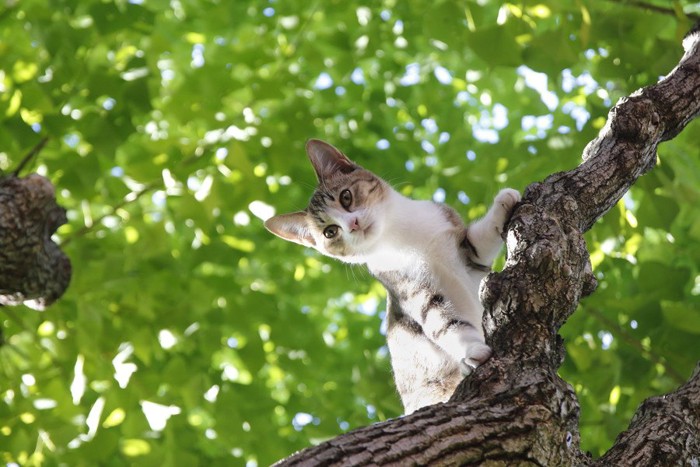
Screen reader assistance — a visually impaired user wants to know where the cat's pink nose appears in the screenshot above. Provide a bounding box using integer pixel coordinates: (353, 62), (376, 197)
(349, 218), (360, 232)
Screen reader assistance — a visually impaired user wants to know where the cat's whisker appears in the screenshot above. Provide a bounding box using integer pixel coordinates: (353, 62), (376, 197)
(344, 264), (355, 283)
(348, 264), (369, 284)
(297, 180), (317, 191)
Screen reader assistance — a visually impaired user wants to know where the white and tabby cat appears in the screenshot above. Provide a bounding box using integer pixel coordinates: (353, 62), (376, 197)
(265, 140), (520, 414)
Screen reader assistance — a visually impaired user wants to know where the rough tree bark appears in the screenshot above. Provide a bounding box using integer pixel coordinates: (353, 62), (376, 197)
(0, 143), (72, 311)
(275, 24), (700, 467)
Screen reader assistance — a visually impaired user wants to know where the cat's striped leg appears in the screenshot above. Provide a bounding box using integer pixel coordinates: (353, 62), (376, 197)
(418, 294), (493, 375)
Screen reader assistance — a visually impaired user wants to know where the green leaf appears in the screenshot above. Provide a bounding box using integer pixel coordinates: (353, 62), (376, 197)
(467, 24), (523, 67)
(661, 301), (700, 334)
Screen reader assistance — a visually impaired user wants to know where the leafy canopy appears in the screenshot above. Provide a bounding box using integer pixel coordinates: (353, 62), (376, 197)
(1, 0), (699, 465)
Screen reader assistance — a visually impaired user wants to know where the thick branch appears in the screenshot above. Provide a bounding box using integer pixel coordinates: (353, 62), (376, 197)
(276, 25), (700, 466)
(0, 174), (72, 310)
(279, 365), (587, 466)
(573, 24), (700, 231)
(594, 363), (700, 466)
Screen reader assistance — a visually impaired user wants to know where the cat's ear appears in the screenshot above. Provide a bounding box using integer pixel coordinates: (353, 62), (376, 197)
(306, 139), (357, 181)
(264, 212), (316, 247)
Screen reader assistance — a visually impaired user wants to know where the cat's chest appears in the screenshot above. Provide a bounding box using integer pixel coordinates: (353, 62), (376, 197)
(363, 211), (456, 271)
(366, 239), (479, 291)
(364, 237), (457, 274)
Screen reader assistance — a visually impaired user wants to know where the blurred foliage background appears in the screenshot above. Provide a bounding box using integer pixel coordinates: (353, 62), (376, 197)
(1, 0), (699, 465)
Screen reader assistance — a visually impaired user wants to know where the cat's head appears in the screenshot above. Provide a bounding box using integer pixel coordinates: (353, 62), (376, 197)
(265, 139), (389, 262)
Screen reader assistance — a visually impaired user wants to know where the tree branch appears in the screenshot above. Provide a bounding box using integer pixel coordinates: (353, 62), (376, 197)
(593, 363), (700, 466)
(275, 24), (700, 466)
(0, 174), (71, 310)
(11, 136), (49, 177)
(605, 0), (700, 22)
(60, 181), (161, 247)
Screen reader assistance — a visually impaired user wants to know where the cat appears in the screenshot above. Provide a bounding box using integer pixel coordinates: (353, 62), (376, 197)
(265, 139), (520, 414)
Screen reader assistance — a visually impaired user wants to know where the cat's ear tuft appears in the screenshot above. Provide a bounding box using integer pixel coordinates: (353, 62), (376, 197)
(264, 212), (316, 247)
(306, 139), (357, 180)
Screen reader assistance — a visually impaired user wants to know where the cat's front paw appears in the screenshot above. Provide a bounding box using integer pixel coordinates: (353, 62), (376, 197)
(459, 342), (493, 376)
(490, 188), (521, 235)
(494, 188), (521, 213)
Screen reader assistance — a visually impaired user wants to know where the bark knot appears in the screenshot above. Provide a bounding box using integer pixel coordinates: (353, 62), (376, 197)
(609, 95), (663, 144)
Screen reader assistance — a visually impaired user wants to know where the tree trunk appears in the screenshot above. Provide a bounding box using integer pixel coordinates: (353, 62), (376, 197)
(275, 24), (700, 467)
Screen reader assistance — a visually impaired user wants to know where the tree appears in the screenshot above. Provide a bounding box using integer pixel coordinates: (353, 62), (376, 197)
(275, 21), (700, 467)
(1, 1), (699, 466)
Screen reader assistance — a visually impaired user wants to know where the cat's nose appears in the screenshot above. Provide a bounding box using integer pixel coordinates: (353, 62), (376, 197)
(349, 218), (360, 232)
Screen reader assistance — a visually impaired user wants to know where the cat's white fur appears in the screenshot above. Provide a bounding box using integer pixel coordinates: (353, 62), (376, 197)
(366, 188), (519, 375)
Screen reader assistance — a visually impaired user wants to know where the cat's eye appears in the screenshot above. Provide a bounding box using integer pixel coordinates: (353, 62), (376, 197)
(323, 225), (339, 239)
(340, 189), (352, 209)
